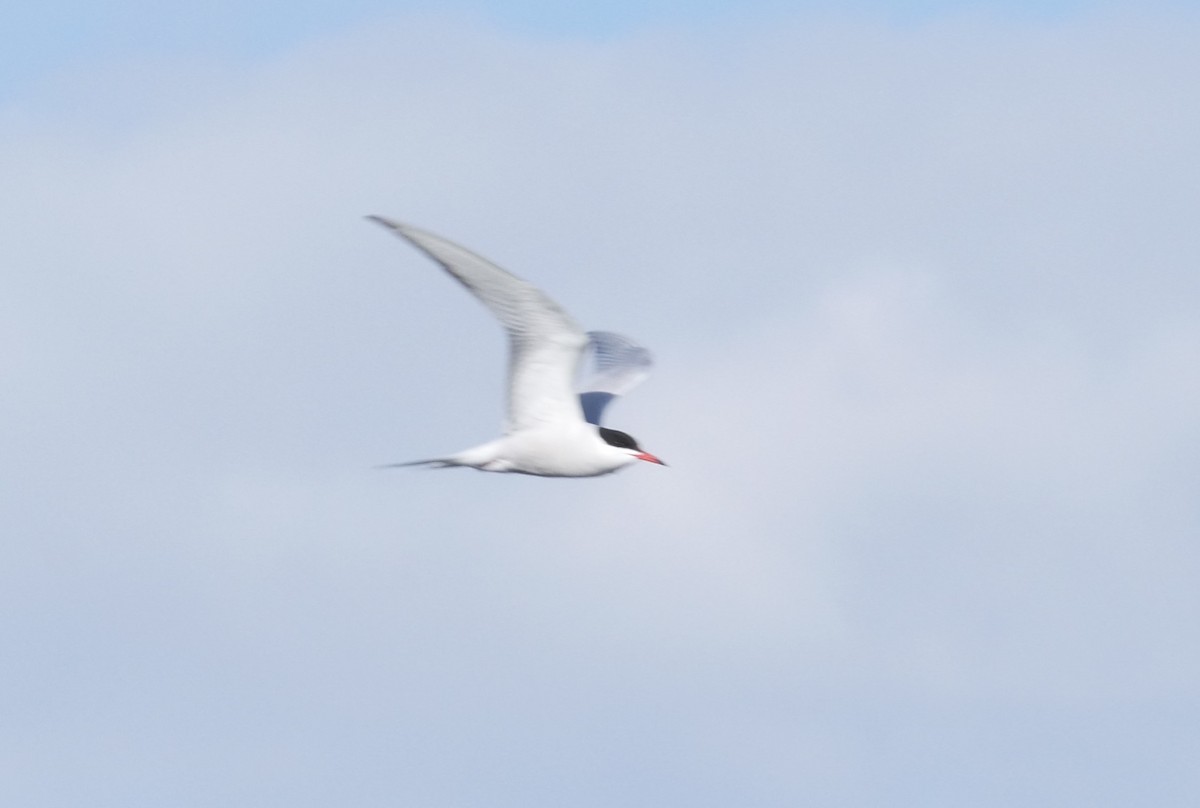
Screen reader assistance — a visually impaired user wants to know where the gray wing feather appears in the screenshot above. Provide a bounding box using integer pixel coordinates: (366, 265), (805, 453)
(369, 216), (588, 433)
(577, 331), (653, 425)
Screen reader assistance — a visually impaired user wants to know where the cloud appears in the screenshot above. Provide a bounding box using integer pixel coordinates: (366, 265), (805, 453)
(3, 7), (1199, 807)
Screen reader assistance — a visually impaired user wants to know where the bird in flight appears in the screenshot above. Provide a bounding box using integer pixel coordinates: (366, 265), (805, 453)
(368, 216), (665, 477)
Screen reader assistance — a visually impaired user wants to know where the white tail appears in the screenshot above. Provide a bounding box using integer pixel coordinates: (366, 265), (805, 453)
(376, 459), (458, 470)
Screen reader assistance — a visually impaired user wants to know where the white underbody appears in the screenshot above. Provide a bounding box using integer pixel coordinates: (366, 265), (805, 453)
(445, 423), (638, 477)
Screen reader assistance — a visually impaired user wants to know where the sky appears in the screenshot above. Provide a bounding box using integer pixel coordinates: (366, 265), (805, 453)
(3, 1), (1199, 806)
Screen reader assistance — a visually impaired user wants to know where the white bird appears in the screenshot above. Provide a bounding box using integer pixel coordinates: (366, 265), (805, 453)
(369, 216), (665, 477)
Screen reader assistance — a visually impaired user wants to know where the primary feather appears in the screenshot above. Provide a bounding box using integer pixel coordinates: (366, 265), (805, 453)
(367, 216), (588, 434)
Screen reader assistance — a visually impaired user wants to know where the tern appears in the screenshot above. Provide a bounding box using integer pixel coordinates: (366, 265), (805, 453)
(369, 216), (665, 477)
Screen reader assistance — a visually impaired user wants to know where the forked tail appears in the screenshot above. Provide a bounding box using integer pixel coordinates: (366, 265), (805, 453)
(376, 440), (500, 472)
(376, 459), (459, 470)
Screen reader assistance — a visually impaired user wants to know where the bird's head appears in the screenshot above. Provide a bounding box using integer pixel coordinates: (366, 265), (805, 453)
(598, 426), (666, 466)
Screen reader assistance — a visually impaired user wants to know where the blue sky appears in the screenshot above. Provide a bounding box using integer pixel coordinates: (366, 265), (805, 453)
(0, 0), (1139, 99)
(4, 1), (1200, 807)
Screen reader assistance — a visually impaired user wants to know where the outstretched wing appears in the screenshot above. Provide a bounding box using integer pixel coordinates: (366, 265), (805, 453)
(576, 330), (653, 426)
(369, 216), (588, 433)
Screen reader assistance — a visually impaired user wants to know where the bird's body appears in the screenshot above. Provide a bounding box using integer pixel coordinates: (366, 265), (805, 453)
(413, 422), (638, 477)
(369, 216), (663, 477)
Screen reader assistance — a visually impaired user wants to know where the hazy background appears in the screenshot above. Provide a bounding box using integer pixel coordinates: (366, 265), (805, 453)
(3, 1), (1198, 805)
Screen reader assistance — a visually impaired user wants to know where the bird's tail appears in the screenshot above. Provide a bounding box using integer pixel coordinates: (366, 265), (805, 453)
(377, 440), (500, 472)
(376, 458), (459, 470)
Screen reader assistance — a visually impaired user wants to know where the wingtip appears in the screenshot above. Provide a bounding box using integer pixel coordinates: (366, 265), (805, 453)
(365, 214), (400, 230)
